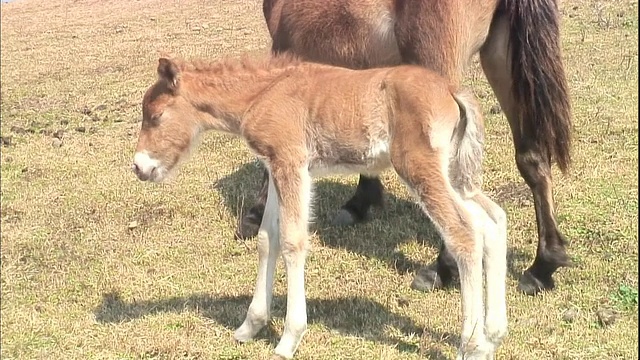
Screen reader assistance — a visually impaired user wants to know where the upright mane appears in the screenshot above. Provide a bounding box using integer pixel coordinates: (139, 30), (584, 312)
(171, 51), (304, 77)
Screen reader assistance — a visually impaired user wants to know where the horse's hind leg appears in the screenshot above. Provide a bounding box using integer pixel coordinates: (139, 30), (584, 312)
(394, 1), (469, 293)
(480, 14), (570, 296)
(411, 241), (459, 291)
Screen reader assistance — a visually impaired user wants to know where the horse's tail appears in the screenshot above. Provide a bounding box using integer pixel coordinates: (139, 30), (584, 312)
(504, 0), (572, 173)
(451, 89), (485, 195)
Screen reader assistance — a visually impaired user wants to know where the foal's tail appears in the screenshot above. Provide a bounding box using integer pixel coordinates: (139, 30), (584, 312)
(450, 89), (485, 194)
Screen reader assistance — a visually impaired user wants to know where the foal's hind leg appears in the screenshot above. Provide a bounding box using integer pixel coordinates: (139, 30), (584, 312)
(394, 1), (468, 293)
(470, 192), (508, 351)
(412, 186), (491, 359)
(392, 156), (491, 359)
(480, 15), (570, 295)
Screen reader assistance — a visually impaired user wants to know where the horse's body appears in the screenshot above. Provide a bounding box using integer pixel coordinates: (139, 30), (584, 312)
(238, 0), (572, 296)
(132, 54), (508, 359)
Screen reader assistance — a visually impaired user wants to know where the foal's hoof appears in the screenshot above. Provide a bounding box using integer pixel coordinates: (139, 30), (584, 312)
(410, 264), (444, 292)
(235, 213), (262, 240)
(517, 270), (555, 296)
(332, 208), (358, 227)
(234, 323), (260, 343)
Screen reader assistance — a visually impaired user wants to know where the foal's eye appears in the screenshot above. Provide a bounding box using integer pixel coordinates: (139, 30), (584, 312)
(150, 112), (163, 122)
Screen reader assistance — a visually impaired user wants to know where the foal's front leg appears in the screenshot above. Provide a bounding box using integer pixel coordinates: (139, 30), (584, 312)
(235, 174), (281, 342)
(272, 166), (312, 359)
(239, 170), (384, 240)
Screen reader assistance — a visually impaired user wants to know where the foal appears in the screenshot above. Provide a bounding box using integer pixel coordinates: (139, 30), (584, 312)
(132, 54), (508, 359)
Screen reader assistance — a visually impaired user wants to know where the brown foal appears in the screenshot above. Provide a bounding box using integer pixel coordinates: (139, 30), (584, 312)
(132, 54), (508, 359)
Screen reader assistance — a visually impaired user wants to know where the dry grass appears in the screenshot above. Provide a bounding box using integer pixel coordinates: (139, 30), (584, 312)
(1, 0), (638, 359)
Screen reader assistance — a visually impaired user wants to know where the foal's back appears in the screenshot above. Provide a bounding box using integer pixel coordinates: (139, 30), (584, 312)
(241, 63), (460, 176)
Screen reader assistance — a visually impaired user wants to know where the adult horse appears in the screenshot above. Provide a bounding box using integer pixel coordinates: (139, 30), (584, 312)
(237, 0), (572, 296)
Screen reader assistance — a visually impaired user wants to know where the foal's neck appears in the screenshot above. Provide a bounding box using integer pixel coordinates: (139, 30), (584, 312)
(181, 61), (298, 134)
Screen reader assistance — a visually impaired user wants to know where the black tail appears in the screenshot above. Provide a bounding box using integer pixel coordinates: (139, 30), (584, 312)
(504, 0), (572, 173)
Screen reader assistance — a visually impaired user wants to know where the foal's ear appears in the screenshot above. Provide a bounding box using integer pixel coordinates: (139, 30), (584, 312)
(157, 58), (181, 90)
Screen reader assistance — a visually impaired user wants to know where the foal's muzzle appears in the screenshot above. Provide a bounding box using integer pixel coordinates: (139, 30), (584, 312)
(131, 163), (156, 181)
(132, 151), (160, 182)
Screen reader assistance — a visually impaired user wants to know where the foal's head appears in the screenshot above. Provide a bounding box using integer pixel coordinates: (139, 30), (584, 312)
(132, 58), (205, 182)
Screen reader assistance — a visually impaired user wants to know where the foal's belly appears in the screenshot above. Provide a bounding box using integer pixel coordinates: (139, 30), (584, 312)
(308, 139), (392, 178)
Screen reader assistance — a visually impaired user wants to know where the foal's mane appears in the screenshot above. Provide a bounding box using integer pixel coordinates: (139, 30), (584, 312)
(172, 52), (304, 77)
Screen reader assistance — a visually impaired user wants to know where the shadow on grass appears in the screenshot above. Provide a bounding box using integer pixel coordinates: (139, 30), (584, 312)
(212, 161), (533, 282)
(93, 162), (533, 359)
(94, 290), (457, 359)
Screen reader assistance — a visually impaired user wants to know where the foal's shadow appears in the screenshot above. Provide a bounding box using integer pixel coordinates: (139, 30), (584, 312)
(99, 161), (530, 358)
(94, 290), (457, 359)
(213, 161), (532, 281)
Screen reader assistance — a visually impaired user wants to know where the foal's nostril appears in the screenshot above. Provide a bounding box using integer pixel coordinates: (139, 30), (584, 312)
(131, 163), (140, 174)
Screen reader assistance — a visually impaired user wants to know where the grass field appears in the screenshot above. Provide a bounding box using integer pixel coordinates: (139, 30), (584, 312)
(1, 0), (638, 359)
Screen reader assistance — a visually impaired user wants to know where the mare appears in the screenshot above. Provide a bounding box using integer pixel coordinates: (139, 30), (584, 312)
(236, 0), (573, 296)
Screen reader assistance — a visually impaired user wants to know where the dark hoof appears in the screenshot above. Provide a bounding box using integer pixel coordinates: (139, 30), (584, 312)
(410, 264), (444, 292)
(518, 270), (555, 296)
(332, 209), (359, 227)
(235, 212), (262, 240)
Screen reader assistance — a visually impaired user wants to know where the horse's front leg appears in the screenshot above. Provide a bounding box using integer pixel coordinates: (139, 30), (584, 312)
(234, 172), (281, 342)
(333, 174), (385, 226)
(236, 166), (269, 240)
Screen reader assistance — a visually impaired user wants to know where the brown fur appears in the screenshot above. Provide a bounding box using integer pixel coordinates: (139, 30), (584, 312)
(132, 54), (508, 359)
(247, 0), (573, 296)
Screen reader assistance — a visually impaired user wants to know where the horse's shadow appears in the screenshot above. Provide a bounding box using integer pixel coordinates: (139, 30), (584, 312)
(94, 290), (457, 359)
(213, 161), (532, 281)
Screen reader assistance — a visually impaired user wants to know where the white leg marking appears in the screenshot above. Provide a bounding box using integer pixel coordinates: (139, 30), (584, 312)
(476, 194), (509, 349)
(454, 200), (493, 360)
(274, 167), (312, 359)
(234, 174), (280, 342)
(457, 250), (490, 359)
